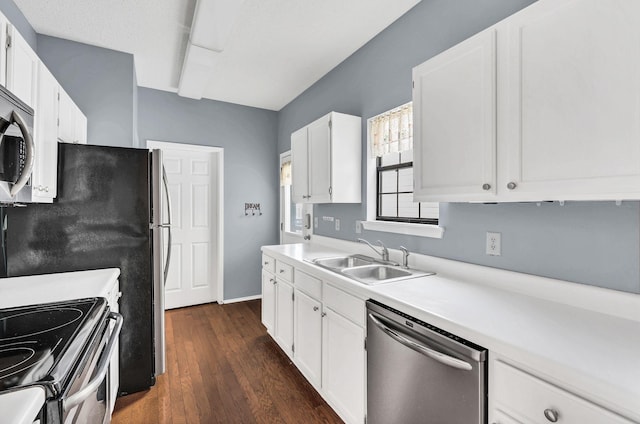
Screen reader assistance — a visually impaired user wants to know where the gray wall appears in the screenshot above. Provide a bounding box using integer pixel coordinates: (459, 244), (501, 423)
(37, 35), (136, 148)
(0, 0), (36, 49)
(278, 0), (640, 294)
(137, 88), (279, 300)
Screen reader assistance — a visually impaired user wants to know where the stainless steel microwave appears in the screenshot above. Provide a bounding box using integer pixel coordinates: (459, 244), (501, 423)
(0, 84), (34, 204)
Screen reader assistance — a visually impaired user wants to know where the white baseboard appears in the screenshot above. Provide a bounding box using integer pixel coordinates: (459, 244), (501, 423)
(221, 294), (262, 304)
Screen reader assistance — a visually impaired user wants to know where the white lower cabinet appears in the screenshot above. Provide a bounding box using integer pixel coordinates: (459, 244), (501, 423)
(294, 289), (322, 387)
(274, 279), (294, 358)
(261, 270), (275, 335)
(321, 306), (365, 424)
(490, 359), (635, 424)
(261, 256), (366, 424)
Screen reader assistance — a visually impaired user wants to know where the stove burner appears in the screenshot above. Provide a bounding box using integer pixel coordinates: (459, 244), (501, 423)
(0, 308), (83, 341)
(0, 346), (35, 375)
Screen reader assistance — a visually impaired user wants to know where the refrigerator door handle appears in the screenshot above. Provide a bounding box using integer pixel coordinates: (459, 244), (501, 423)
(161, 165), (173, 286)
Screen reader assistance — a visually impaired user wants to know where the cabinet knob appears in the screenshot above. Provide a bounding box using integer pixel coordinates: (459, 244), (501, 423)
(313, 306), (319, 311)
(321, 312), (327, 317)
(44, 186), (49, 192)
(507, 181), (517, 190)
(482, 183), (491, 191)
(273, 280), (277, 285)
(264, 261), (269, 265)
(279, 269), (285, 273)
(543, 408), (559, 422)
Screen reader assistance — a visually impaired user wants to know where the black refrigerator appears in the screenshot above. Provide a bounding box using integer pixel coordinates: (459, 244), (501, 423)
(4, 142), (170, 395)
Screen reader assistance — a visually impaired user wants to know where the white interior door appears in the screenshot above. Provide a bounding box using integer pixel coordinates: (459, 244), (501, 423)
(148, 141), (223, 309)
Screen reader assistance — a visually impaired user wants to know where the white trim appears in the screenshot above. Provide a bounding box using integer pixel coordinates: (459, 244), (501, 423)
(361, 220), (445, 239)
(221, 294), (262, 304)
(146, 140), (225, 305)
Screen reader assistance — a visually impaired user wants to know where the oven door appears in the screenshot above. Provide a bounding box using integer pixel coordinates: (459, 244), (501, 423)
(61, 312), (122, 424)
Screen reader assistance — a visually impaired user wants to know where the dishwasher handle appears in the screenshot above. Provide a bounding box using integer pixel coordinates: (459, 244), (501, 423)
(368, 313), (473, 371)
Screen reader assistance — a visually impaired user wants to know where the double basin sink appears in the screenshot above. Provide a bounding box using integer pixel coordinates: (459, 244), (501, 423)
(309, 254), (433, 285)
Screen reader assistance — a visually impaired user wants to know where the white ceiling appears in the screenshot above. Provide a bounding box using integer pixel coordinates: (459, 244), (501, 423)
(14, 0), (420, 111)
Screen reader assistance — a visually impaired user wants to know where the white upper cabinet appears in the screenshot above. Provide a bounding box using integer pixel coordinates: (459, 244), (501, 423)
(6, 24), (38, 109)
(414, 0), (640, 202)
(32, 63), (59, 201)
(500, 0), (640, 201)
(291, 111), (361, 204)
(58, 87), (87, 144)
(413, 28), (497, 202)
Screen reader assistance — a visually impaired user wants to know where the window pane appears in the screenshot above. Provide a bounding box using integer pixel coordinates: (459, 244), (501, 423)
(290, 201), (304, 233)
(380, 170), (397, 193)
(380, 194), (397, 217)
(398, 193), (419, 218)
(420, 202), (439, 219)
(399, 149), (413, 164)
(398, 168), (413, 192)
(380, 152), (400, 167)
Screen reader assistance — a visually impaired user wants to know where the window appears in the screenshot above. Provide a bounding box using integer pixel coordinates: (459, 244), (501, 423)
(280, 154), (303, 238)
(369, 102), (439, 226)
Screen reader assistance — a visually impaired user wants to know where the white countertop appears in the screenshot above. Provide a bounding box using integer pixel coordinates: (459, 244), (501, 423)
(263, 243), (640, 422)
(0, 387), (45, 424)
(0, 268), (120, 308)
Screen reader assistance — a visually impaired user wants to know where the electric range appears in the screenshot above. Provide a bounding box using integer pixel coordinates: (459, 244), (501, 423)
(0, 298), (122, 424)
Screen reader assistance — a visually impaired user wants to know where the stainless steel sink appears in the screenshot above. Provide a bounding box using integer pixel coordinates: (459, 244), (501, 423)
(309, 254), (434, 285)
(312, 255), (374, 269)
(341, 265), (412, 280)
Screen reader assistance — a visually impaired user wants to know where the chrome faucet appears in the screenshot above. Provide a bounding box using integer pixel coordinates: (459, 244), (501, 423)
(399, 246), (410, 269)
(357, 238), (389, 262)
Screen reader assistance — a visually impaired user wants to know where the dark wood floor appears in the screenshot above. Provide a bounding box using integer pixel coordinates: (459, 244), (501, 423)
(112, 300), (343, 424)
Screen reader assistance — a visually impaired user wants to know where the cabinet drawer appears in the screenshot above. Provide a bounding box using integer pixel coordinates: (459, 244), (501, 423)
(323, 283), (364, 327)
(262, 254), (275, 274)
(295, 269), (321, 299)
(275, 260), (293, 283)
(493, 360), (633, 424)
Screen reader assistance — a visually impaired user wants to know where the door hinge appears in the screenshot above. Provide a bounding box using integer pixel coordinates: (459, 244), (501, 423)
(5, 33), (11, 49)
(280, 222), (284, 231)
(328, 119), (332, 131)
(57, 118), (60, 127)
(328, 186), (332, 195)
(292, 343), (295, 353)
(57, 92), (60, 101)
(364, 414), (367, 424)
(412, 80), (415, 89)
(364, 337), (367, 351)
(292, 292), (295, 301)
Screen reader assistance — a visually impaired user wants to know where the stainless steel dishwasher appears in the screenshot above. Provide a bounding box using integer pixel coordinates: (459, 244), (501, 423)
(366, 300), (487, 424)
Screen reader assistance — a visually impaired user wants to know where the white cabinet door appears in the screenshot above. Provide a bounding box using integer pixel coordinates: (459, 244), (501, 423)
(489, 410), (522, 424)
(413, 28), (497, 202)
(32, 63), (59, 201)
(291, 127), (309, 203)
(58, 88), (75, 143)
(307, 115), (331, 203)
(500, 0), (640, 200)
(274, 280), (294, 358)
(0, 12), (8, 87)
(74, 108), (87, 144)
(261, 270), (275, 335)
(322, 307), (365, 424)
(294, 289), (322, 388)
(6, 26), (38, 109)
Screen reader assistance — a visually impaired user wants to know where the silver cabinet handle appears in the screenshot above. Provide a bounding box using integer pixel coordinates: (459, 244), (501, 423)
(9, 110), (35, 197)
(64, 312), (123, 412)
(321, 312), (327, 317)
(162, 166), (173, 285)
(544, 409), (559, 422)
(507, 181), (517, 190)
(368, 313), (472, 371)
(482, 183), (491, 190)
(313, 306), (319, 311)
(264, 261), (269, 265)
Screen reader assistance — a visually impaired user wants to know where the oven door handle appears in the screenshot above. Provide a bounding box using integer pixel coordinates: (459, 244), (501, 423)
(368, 313), (472, 371)
(63, 312), (123, 412)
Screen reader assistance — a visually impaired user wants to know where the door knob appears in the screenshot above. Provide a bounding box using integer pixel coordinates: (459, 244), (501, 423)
(507, 182), (517, 190)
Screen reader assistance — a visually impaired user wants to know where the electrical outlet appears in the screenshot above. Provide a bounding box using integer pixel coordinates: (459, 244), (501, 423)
(355, 220), (362, 234)
(335, 219), (340, 231)
(486, 232), (501, 256)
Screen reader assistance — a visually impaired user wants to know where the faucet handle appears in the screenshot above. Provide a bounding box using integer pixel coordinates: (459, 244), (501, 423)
(399, 246), (410, 268)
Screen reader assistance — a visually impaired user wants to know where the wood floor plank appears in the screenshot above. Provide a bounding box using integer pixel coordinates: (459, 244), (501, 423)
(113, 300), (342, 424)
